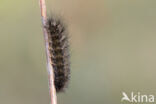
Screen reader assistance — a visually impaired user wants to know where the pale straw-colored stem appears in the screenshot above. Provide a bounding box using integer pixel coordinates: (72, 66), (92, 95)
(39, 0), (57, 104)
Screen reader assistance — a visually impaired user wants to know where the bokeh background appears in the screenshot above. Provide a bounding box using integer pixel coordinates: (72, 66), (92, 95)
(0, 0), (156, 104)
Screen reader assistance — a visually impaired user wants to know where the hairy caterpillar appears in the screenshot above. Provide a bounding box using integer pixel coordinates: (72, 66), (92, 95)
(45, 16), (70, 92)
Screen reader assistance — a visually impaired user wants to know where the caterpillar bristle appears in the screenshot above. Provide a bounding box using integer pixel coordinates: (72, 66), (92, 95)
(45, 16), (70, 92)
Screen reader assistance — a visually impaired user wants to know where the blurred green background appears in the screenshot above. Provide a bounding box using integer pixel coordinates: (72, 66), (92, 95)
(0, 0), (156, 104)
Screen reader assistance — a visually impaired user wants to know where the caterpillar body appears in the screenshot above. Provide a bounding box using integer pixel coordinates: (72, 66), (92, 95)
(45, 17), (70, 92)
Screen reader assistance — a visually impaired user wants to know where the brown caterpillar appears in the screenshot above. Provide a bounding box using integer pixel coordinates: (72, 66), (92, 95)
(45, 16), (70, 92)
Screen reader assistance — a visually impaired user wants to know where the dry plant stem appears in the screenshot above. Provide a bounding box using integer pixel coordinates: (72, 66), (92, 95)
(39, 0), (57, 104)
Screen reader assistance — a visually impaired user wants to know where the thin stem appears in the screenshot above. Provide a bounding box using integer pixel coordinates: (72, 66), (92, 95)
(39, 0), (57, 104)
